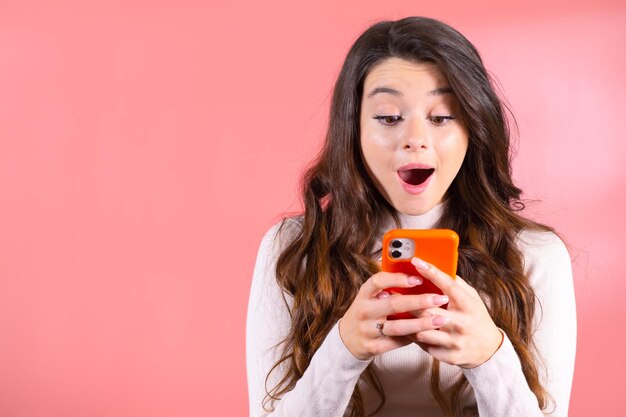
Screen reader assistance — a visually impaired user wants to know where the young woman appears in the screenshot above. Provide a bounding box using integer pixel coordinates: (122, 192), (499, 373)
(246, 16), (576, 417)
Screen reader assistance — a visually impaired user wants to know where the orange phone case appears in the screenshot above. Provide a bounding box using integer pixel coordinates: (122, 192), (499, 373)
(381, 229), (459, 320)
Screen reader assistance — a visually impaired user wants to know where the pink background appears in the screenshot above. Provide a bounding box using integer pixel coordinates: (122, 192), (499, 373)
(0, 0), (624, 416)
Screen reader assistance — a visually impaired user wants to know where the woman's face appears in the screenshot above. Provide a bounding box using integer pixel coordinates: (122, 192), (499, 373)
(359, 57), (468, 216)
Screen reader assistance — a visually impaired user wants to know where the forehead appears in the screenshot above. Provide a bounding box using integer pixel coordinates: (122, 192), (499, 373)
(363, 57), (448, 94)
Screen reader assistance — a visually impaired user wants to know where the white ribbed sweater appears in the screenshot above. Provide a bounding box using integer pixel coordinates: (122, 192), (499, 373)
(246, 204), (576, 416)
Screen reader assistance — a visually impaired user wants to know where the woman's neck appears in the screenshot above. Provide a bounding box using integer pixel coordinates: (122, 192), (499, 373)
(394, 201), (445, 230)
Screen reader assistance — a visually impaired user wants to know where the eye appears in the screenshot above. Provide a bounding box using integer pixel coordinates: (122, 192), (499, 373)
(429, 115), (455, 126)
(373, 115), (403, 126)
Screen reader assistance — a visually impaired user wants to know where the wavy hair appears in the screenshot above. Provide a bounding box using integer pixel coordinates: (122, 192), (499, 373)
(264, 16), (553, 416)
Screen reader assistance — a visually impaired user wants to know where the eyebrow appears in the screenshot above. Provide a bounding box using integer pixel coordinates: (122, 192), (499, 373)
(366, 86), (402, 98)
(428, 87), (454, 96)
(365, 86), (454, 98)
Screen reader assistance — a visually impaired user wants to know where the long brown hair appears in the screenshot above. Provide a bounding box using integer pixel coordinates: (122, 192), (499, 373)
(264, 16), (553, 416)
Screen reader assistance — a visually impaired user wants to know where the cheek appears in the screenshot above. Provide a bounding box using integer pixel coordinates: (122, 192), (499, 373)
(362, 131), (393, 150)
(360, 133), (396, 173)
(360, 126), (402, 160)
(438, 132), (468, 167)
(450, 143), (468, 167)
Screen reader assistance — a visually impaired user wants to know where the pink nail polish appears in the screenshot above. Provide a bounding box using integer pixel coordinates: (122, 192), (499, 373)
(408, 276), (422, 285)
(432, 316), (450, 327)
(412, 257), (430, 271)
(433, 295), (449, 305)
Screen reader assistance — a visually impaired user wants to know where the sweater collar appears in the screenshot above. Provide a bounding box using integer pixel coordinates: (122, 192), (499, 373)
(387, 201), (445, 231)
(373, 202), (445, 260)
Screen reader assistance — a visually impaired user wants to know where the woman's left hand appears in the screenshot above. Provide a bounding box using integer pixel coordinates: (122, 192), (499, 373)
(407, 257), (504, 369)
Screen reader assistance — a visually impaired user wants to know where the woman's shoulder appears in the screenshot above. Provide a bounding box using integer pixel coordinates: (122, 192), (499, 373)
(258, 214), (304, 255)
(251, 215), (304, 302)
(515, 228), (566, 253)
(515, 227), (572, 287)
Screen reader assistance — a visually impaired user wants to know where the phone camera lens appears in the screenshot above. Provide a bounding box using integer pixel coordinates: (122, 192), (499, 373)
(391, 250), (402, 258)
(391, 240), (402, 248)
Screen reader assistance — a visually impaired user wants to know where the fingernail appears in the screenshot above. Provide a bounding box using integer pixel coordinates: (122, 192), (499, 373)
(432, 295), (449, 305)
(377, 291), (390, 299)
(432, 316), (451, 327)
(412, 257), (430, 271)
(408, 276), (422, 285)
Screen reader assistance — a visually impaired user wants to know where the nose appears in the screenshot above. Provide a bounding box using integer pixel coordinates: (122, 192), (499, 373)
(403, 118), (429, 151)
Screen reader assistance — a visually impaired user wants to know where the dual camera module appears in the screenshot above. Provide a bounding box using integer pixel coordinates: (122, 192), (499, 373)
(388, 238), (415, 260)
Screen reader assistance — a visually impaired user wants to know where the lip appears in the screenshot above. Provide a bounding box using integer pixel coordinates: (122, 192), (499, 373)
(396, 163), (434, 195)
(397, 163), (434, 171)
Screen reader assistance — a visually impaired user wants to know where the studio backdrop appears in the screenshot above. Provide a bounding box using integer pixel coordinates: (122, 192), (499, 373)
(0, 0), (624, 416)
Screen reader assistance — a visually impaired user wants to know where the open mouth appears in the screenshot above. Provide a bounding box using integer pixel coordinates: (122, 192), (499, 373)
(398, 168), (434, 186)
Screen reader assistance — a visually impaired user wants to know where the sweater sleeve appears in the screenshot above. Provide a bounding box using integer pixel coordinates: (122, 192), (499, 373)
(246, 221), (372, 417)
(462, 230), (577, 417)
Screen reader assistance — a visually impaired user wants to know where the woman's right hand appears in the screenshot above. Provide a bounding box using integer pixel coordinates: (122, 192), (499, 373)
(338, 272), (452, 360)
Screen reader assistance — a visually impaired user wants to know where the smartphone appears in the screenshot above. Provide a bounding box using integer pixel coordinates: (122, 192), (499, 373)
(381, 229), (459, 320)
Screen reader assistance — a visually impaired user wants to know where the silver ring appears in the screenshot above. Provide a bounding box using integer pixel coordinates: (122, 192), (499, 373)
(375, 320), (387, 337)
